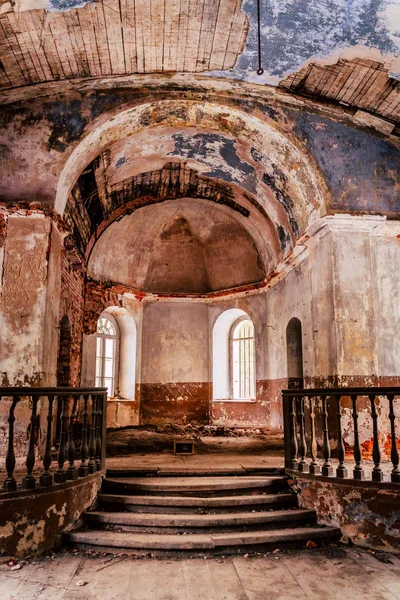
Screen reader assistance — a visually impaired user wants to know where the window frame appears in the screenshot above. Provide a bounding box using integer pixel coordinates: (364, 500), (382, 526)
(229, 316), (256, 402)
(95, 313), (120, 398)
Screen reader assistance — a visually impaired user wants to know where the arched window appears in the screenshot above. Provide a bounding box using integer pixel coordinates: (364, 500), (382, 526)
(95, 315), (118, 397)
(231, 318), (256, 400)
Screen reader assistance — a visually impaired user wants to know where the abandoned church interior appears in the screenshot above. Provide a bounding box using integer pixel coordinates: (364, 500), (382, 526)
(0, 0), (400, 596)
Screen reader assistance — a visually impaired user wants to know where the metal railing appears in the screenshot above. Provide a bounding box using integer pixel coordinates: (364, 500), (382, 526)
(283, 387), (400, 484)
(1, 387), (107, 492)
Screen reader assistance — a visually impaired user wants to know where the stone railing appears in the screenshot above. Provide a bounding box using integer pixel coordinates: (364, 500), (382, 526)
(283, 387), (400, 483)
(0, 387), (107, 493)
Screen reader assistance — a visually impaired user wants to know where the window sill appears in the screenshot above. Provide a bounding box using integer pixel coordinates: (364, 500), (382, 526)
(107, 397), (135, 402)
(213, 398), (257, 403)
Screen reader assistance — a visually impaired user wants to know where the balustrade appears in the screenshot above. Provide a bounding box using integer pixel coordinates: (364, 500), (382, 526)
(0, 387), (107, 494)
(283, 387), (400, 484)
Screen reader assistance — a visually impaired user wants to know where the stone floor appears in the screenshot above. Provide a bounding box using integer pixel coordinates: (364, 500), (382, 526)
(1, 546), (400, 599)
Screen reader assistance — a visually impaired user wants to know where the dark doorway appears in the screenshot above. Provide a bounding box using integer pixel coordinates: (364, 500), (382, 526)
(286, 317), (304, 390)
(56, 315), (71, 437)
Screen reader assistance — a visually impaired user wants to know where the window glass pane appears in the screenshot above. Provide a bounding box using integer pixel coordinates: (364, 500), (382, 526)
(96, 337), (102, 357)
(105, 338), (115, 359)
(104, 357), (114, 378)
(96, 357), (102, 378)
(232, 319), (255, 399)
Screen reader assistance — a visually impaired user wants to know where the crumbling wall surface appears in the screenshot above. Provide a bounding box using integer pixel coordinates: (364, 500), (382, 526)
(290, 473), (400, 554)
(140, 301), (210, 425)
(0, 473), (102, 558)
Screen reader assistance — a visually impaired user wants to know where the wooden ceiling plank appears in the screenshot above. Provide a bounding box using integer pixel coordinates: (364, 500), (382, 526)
(197, 0), (219, 71)
(183, 0), (204, 72)
(176, 0), (190, 72)
(120, 0), (137, 73)
(318, 66), (343, 97)
(332, 65), (359, 101)
(371, 79), (397, 113)
(133, 0), (145, 73)
(149, 0), (163, 72)
(378, 86), (400, 117)
(21, 11), (52, 81)
(78, 3), (102, 76)
(141, 0), (154, 72)
(299, 65), (324, 94)
(209, 0), (234, 71)
(313, 65), (338, 96)
(65, 9), (91, 77)
(0, 18), (27, 87)
(323, 62), (352, 98)
(47, 15), (74, 78)
(163, 0), (180, 72)
(343, 65), (371, 104)
(6, 11), (40, 84)
(92, 1), (112, 75)
(356, 70), (389, 111)
(30, 11), (63, 81)
(103, 0), (126, 75)
(223, 3), (248, 71)
(350, 67), (383, 109)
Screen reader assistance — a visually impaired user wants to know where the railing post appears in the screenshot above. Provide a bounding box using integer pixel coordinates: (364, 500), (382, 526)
(298, 396), (309, 473)
(351, 394), (364, 480)
(66, 396), (79, 480)
(4, 396), (18, 492)
(370, 394), (383, 483)
(79, 394), (90, 477)
(40, 394), (55, 487)
(54, 395), (68, 483)
(22, 395), (39, 490)
(88, 394), (97, 474)
(321, 395), (333, 476)
(388, 394), (400, 484)
(95, 395), (102, 471)
(282, 392), (292, 469)
(336, 396), (348, 479)
(101, 392), (107, 471)
(309, 396), (320, 475)
(289, 395), (299, 470)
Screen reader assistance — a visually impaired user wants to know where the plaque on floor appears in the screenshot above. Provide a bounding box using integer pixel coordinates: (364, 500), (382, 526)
(174, 440), (194, 455)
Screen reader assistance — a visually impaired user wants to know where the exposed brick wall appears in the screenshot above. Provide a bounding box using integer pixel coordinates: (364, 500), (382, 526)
(83, 278), (122, 335)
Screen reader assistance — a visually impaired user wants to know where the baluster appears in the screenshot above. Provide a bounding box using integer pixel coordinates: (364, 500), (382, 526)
(309, 396), (320, 475)
(23, 395), (39, 490)
(298, 396), (309, 473)
(54, 395), (68, 483)
(321, 395), (333, 476)
(4, 396), (19, 492)
(66, 396), (79, 480)
(88, 394), (97, 474)
(40, 395), (55, 487)
(95, 395), (102, 471)
(351, 394), (365, 480)
(370, 394), (383, 482)
(78, 394), (90, 477)
(289, 396), (299, 469)
(388, 394), (400, 483)
(336, 396), (348, 478)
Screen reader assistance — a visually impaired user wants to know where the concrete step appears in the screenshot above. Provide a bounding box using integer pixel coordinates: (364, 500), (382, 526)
(64, 525), (341, 554)
(102, 476), (288, 497)
(83, 508), (316, 531)
(97, 492), (296, 513)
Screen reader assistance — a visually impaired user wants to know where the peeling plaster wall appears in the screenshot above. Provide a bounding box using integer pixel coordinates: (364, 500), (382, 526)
(291, 474), (400, 554)
(0, 473), (102, 558)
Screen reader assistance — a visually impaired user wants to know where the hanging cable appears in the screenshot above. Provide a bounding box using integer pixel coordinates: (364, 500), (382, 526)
(256, 0), (264, 75)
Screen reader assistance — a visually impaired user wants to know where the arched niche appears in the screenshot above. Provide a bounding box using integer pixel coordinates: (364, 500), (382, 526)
(82, 306), (137, 400)
(286, 317), (304, 390)
(213, 308), (250, 400)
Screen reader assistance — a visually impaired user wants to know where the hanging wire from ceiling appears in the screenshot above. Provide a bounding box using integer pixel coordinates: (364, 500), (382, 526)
(256, 0), (264, 75)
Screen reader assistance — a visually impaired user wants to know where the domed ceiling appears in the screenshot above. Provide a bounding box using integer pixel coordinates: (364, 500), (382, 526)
(88, 199), (266, 294)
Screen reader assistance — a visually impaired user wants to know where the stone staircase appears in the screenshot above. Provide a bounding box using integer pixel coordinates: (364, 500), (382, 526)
(64, 468), (341, 555)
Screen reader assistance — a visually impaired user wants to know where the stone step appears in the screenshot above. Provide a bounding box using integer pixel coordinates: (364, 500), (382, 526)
(64, 525), (341, 553)
(103, 476), (288, 497)
(83, 508), (316, 531)
(106, 468), (282, 478)
(97, 492), (296, 513)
